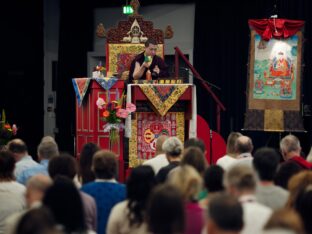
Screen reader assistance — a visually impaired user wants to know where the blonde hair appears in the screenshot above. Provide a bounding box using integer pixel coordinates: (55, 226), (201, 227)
(168, 165), (203, 201)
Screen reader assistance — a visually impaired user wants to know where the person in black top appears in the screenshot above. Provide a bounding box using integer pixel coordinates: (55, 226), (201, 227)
(128, 38), (169, 83)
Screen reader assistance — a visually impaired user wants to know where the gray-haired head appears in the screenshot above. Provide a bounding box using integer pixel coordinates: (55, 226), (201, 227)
(40, 136), (57, 144)
(37, 141), (59, 160)
(162, 137), (183, 158)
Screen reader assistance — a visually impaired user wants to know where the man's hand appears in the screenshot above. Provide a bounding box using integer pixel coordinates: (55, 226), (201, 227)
(153, 65), (160, 74)
(142, 61), (150, 68)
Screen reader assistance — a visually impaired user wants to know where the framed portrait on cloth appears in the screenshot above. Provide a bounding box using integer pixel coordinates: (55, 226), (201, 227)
(244, 30), (305, 132)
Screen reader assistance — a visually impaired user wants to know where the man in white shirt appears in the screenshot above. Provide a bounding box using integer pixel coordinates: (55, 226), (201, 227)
(224, 164), (272, 234)
(233, 135), (254, 168)
(216, 132), (242, 170)
(143, 135), (169, 174)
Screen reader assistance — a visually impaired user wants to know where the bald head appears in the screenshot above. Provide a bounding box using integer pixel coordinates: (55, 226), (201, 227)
(26, 174), (53, 208)
(156, 135), (169, 155)
(7, 138), (28, 161)
(235, 136), (253, 155)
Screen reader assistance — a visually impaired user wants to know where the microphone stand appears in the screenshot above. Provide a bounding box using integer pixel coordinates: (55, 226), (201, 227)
(179, 67), (221, 91)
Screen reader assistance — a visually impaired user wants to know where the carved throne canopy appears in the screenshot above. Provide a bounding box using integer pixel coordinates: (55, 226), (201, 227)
(105, 16), (165, 79)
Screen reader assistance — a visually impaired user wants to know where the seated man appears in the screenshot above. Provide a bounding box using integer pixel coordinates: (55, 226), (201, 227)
(128, 38), (169, 83)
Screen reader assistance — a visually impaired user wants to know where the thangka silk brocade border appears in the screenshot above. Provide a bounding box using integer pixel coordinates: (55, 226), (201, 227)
(129, 112), (185, 168)
(138, 84), (189, 116)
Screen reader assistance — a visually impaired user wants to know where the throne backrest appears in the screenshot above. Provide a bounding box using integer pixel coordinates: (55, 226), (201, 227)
(106, 16), (164, 79)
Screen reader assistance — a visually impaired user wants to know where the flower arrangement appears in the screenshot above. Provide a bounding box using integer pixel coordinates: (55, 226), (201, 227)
(93, 62), (106, 78)
(96, 94), (136, 144)
(0, 110), (18, 145)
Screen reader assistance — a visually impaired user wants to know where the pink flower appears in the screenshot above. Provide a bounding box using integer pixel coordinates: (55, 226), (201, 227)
(126, 103), (136, 113)
(12, 124), (18, 135)
(96, 98), (106, 109)
(116, 109), (129, 119)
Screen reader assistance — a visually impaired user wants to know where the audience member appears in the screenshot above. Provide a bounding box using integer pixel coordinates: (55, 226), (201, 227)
(286, 171), (312, 208)
(224, 164), (272, 234)
(43, 176), (89, 234)
(216, 132), (242, 170)
(168, 165), (204, 234)
(233, 135), (254, 168)
(0, 150), (26, 234)
(81, 150), (126, 234)
(147, 184), (184, 234)
(294, 185), (312, 234)
(48, 153), (97, 232)
(143, 135), (169, 174)
(4, 174), (52, 234)
(156, 137), (183, 183)
(253, 147), (289, 210)
(107, 165), (155, 234)
(181, 146), (207, 176)
(15, 207), (60, 234)
(79, 142), (100, 185)
(264, 208), (304, 234)
(200, 165), (224, 208)
(280, 135), (312, 169)
(184, 138), (206, 154)
(7, 139), (38, 183)
(18, 138), (59, 184)
(206, 193), (243, 234)
(274, 161), (302, 190)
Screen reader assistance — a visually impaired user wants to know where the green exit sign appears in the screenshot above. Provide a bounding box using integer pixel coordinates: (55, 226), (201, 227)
(123, 5), (134, 15)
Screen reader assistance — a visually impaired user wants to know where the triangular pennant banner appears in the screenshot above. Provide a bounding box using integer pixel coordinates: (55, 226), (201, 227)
(94, 77), (118, 91)
(139, 84), (189, 116)
(72, 78), (91, 106)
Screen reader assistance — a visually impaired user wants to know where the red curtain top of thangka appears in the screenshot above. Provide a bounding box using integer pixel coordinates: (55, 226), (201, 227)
(248, 19), (304, 41)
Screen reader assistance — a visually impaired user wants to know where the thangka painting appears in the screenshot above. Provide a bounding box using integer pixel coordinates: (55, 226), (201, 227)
(129, 112), (184, 167)
(244, 30), (304, 131)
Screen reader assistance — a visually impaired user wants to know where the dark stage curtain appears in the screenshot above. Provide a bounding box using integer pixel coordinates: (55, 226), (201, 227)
(56, 0), (93, 153)
(194, 0), (312, 153)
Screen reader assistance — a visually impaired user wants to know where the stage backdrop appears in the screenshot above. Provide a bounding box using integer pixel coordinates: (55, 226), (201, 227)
(244, 19), (305, 132)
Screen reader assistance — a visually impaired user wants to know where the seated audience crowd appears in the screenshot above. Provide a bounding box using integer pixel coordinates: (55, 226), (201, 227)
(0, 133), (312, 234)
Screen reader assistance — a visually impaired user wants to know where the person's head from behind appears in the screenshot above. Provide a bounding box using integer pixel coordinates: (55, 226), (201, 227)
(206, 193), (243, 234)
(155, 135), (168, 155)
(0, 150), (15, 181)
(226, 132), (242, 156)
(92, 150), (117, 179)
(15, 207), (60, 234)
(127, 165), (156, 226)
(253, 147), (280, 182)
(280, 135), (301, 161)
(224, 165), (257, 197)
(181, 146), (207, 176)
(168, 165), (203, 202)
(204, 165), (224, 193)
(264, 208), (304, 234)
(294, 185), (312, 234)
(234, 135), (253, 155)
(7, 138), (28, 160)
(162, 137), (183, 161)
(144, 38), (158, 57)
(274, 161), (302, 190)
(42, 176), (86, 233)
(287, 171), (312, 208)
(79, 142), (100, 184)
(25, 174), (52, 208)
(37, 141), (59, 161)
(184, 138), (206, 154)
(48, 153), (77, 181)
(147, 184), (184, 234)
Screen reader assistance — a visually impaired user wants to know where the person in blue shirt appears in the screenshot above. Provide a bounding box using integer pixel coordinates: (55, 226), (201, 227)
(81, 150), (126, 234)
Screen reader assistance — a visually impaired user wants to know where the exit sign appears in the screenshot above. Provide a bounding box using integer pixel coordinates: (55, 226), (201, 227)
(123, 5), (134, 15)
